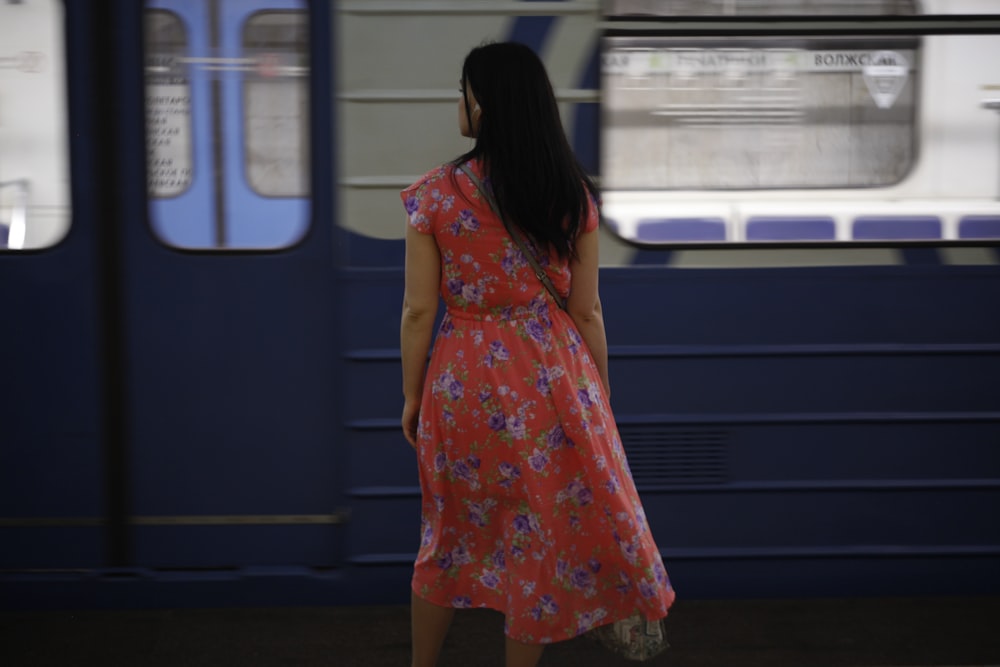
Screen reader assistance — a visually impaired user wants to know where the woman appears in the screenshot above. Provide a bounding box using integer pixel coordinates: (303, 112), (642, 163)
(400, 42), (675, 667)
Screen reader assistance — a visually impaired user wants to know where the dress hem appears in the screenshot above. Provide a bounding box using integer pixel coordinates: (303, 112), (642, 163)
(410, 580), (671, 646)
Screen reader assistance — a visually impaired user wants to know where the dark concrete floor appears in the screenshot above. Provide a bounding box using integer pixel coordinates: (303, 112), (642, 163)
(2, 596), (1000, 667)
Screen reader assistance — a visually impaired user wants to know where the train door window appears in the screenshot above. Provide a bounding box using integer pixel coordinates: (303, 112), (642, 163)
(145, 10), (193, 199)
(143, 1), (310, 250)
(0, 0), (70, 250)
(243, 12), (309, 198)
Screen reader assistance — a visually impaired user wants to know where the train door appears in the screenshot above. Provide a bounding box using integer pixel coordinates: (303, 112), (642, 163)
(128, 0), (343, 578)
(0, 0), (105, 573)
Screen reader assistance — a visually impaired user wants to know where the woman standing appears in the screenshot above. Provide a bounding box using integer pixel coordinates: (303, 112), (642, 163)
(400, 42), (675, 667)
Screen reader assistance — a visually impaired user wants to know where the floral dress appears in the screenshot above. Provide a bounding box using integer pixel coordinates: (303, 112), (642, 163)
(401, 160), (675, 644)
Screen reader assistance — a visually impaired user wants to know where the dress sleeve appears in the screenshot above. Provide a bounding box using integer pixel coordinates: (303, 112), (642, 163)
(401, 168), (447, 235)
(400, 183), (431, 234)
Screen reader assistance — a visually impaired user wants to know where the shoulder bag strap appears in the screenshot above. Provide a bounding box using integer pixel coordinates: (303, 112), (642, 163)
(458, 163), (567, 311)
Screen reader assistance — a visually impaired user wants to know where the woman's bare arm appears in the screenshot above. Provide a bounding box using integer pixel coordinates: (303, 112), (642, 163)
(400, 224), (441, 445)
(566, 229), (610, 397)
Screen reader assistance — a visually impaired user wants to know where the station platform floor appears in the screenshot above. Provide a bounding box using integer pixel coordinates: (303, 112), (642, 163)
(2, 595), (999, 666)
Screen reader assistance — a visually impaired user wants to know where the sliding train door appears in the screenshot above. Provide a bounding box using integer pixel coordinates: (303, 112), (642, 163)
(0, 0), (105, 574)
(128, 0), (344, 584)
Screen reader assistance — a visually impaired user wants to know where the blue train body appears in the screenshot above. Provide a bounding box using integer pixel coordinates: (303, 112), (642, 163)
(1, 0), (999, 609)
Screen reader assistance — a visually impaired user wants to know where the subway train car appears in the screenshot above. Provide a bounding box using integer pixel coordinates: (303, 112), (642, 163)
(2, 0), (999, 609)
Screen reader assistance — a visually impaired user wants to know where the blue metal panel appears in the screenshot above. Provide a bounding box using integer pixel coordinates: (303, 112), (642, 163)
(636, 217), (727, 242)
(641, 488), (1000, 551)
(572, 46), (600, 175)
(133, 525), (339, 568)
(346, 230), (404, 267)
(853, 216), (942, 240)
(338, 263), (1000, 600)
(598, 265), (1000, 345)
(505, 1), (561, 54)
(959, 215), (1000, 239)
(610, 354), (1000, 413)
(746, 216), (836, 241)
(1, 528), (104, 569)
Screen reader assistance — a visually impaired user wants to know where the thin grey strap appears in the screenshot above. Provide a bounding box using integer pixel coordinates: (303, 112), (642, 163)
(458, 164), (567, 311)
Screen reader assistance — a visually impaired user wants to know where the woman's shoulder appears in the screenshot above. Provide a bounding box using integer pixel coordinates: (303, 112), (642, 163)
(400, 161), (479, 230)
(402, 161), (465, 197)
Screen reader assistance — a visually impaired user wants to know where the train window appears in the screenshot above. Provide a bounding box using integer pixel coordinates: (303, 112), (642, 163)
(145, 10), (193, 198)
(0, 0), (70, 251)
(143, 1), (310, 250)
(601, 37), (918, 191)
(242, 12), (309, 198)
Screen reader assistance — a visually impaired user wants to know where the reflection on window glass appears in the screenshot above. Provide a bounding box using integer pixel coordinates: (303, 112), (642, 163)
(145, 10), (193, 198)
(0, 0), (70, 250)
(601, 38), (918, 190)
(243, 12), (309, 198)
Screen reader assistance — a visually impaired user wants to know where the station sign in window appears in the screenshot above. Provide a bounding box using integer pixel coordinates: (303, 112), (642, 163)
(0, 0), (70, 251)
(601, 39), (918, 191)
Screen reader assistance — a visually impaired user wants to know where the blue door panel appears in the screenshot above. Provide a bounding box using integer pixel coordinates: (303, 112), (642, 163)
(133, 525), (339, 568)
(127, 264), (340, 513)
(0, 1), (106, 568)
(125, 0), (342, 567)
(125, 251), (342, 566)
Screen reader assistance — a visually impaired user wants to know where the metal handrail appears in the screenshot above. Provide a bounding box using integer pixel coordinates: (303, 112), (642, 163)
(340, 1), (599, 16)
(0, 179), (29, 250)
(339, 88), (600, 103)
(604, 15), (1000, 37)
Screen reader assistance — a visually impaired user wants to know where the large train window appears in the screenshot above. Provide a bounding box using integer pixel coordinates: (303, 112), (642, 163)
(597, 0), (1000, 247)
(0, 0), (70, 251)
(602, 37), (917, 190)
(242, 12), (309, 198)
(143, 0), (310, 250)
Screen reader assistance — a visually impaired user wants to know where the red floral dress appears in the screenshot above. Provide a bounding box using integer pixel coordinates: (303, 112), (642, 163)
(401, 160), (675, 644)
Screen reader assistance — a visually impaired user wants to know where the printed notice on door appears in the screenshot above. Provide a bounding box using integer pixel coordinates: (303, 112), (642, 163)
(145, 54), (192, 198)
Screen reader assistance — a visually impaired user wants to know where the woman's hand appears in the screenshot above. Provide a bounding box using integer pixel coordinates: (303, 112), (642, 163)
(402, 399), (421, 448)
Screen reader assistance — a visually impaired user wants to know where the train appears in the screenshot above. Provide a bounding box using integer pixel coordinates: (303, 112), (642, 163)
(2, 0), (999, 609)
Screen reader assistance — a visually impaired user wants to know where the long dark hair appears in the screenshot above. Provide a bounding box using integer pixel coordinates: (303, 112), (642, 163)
(452, 42), (599, 261)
